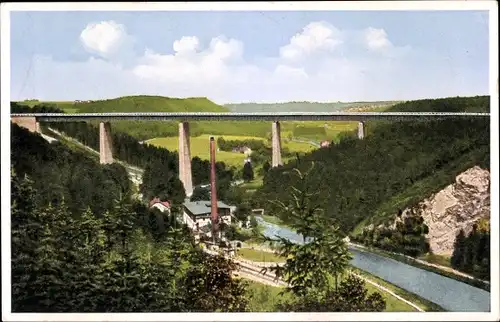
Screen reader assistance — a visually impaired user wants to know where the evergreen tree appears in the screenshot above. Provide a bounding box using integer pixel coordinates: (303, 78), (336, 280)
(263, 162), (352, 297)
(190, 186), (210, 201)
(242, 161), (254, 182)
(262, 161), (271, 173)
(182, 251), (249, 312)
(451, 229), (467, 269)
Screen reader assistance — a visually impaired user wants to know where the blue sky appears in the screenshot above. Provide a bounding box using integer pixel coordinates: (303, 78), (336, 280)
(10, 10), (490, 104)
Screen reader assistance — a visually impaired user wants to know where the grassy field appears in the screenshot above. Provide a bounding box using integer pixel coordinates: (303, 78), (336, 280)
(245, 280), (290, 311)
(418, 253), (452, 268)
(236, 248), (285, 262)
(146, 134), (317, 168)
(240, 176), (264, 193)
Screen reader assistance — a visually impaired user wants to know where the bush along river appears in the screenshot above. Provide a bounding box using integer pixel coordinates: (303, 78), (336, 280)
(256, 217), (491, 312)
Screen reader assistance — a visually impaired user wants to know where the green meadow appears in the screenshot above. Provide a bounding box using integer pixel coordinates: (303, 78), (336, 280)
(146, 134), (317, 168)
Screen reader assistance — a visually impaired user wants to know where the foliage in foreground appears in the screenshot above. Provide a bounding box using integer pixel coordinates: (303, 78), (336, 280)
(11, 171), (249, 312)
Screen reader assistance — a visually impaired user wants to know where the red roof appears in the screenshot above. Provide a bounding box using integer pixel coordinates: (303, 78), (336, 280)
(149, 197), (171, 208)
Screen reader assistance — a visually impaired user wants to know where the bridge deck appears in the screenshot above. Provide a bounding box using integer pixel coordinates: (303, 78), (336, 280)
(11, 112), (490, 122)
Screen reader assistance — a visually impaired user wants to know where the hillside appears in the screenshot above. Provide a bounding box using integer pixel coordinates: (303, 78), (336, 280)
(225, 101), (398, 113)
(10, 124), (132, 215)
(389, 166), (490, 257)
(17, 96), (228, 113)
(16, 96), (230, 140)
(70, 96), (228, 113)
(253, 95), (490, 236)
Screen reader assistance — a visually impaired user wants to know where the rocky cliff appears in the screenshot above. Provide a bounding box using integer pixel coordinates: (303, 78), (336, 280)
(396, 166), (490, 256)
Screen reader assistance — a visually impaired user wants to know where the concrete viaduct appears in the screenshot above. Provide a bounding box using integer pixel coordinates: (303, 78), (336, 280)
(11, 111), (490, 196)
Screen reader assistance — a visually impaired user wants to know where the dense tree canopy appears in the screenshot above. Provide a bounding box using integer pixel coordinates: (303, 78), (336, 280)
(11, 124), (132, 215)
(10, 170), (249, 312)
(451, 225), (490, 280)
(253, 96), (490, 234)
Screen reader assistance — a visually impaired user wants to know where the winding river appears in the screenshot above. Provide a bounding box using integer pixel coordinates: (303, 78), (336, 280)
(256, 217), (491, 312)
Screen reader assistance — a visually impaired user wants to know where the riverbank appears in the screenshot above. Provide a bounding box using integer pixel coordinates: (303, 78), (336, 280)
(259, 215), (490, 292)
(255, 218), (490, 311)
(350, 267), (444, 312)
(349, 242), (490, 292)
(234, 245), (439, 312)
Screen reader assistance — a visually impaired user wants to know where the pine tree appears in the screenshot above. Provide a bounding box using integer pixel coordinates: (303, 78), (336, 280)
(190, 186), (210, 202)
(264, 162), (352, 297)
(242, 161), (254, 182)
(451, 229), (467, 269)
(11, 171), (43, 311)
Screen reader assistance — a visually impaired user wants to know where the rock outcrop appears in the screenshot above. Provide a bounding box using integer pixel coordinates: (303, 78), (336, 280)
(396, 166), (490, 256)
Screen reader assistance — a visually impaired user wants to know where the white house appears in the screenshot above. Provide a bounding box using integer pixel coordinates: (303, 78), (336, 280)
(182, 200), (232, 231)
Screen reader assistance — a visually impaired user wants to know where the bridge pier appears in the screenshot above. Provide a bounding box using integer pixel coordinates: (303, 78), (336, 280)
(179, 122), (193, 197)
(358, 121), (365, 140)
(272, 121), (282, 167)
(99, 122), (114, 164)
(11, 116), (41, 134)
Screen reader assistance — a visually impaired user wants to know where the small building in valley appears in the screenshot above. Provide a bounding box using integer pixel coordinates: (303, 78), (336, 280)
(232, 146), (252, 154)
(149, 197), (171, 213)
(320, 140), (331, 148)
(182, 200), (232, 231)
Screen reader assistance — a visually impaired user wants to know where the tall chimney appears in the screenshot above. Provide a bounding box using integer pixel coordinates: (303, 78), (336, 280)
(209, 136), (219, 241)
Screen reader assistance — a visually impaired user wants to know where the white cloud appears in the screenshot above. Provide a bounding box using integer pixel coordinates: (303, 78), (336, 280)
(173, 36), (200, 54)
(133, 35), (244, 84)
(364, 27), (392, 52)
(280, 21), (343, 61)
(80, 20), (133, 59)
(14, 20), (485, 104)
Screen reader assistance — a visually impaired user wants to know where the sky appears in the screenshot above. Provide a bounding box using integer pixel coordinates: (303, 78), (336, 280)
(9, 10), (490, 104)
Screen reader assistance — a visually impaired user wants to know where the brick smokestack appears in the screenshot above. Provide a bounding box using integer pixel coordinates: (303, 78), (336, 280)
(209, 136), (219, 240)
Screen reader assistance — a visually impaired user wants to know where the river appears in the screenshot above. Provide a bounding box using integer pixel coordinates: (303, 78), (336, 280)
(256, 217), (491, 312)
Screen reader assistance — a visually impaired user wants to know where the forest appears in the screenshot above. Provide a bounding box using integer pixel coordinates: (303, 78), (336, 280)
(253, 96), (490, 255)
(9, 95), (491, 310)
(10, 125), (386, 312)
(11, 124), (132, 216)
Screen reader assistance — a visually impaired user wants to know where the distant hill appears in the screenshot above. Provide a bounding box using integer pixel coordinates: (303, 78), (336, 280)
(15, 96), (230, 140)
(224, 101), (398, 113)
(26, 96), (229, 114)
